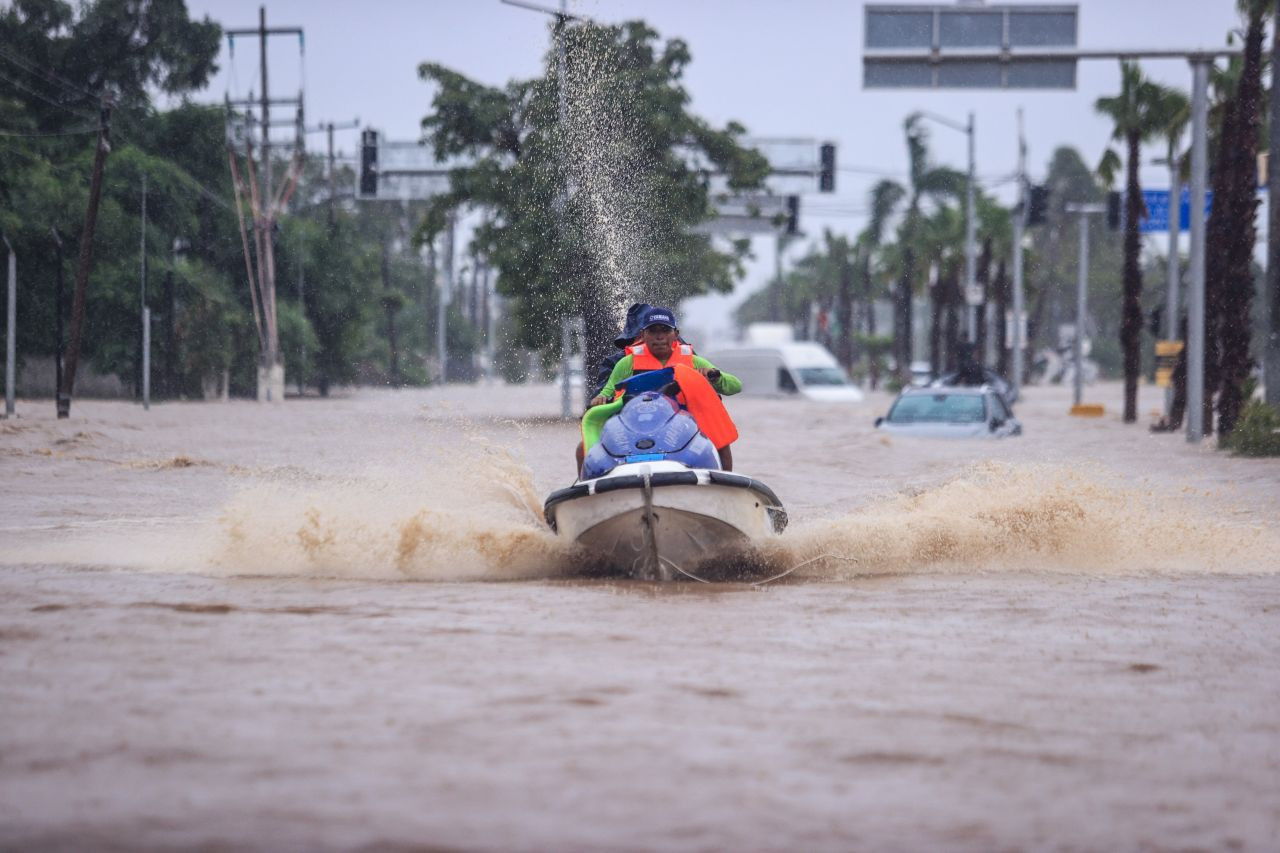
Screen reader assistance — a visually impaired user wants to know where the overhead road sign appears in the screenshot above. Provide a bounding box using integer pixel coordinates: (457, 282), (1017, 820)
(695, 194), (798, 236)
(1138, 189), (1213, 234)
(864, 3), (1079, 89)
(358, 130), (474, 201)
(698, 138), (836, 194)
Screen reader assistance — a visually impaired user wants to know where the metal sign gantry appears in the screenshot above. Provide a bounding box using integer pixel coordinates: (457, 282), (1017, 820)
(862, 2), (1239, 441)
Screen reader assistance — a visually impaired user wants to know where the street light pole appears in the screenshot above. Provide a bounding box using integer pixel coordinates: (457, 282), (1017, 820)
(1011, 109), (1027, 397)
(965, 111), (978, 344)
(1153, 152), (1182, 420)
(1267, 0), (1280, 411)
(1187, 58), (1209, 443)
(919, 110), (980, 347)
(3, 234), (13, 418)
(1162, 155), (1181, 340)
(503, 0), (587, 418)
(139, 171), (150, 411)
(1065, 202), (1106, 409)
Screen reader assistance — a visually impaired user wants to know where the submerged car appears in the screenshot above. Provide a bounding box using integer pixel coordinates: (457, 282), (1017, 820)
(930, 367), (1018, 404)
(875, 386), (1022, 439)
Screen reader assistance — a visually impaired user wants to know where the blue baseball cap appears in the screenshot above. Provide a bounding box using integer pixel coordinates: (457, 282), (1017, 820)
(639, 306), (677, 330)
(614, 302), (652, 348)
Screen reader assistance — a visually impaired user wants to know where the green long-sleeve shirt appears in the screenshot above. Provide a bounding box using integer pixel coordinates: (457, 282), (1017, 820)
(598, 353), (742, 401)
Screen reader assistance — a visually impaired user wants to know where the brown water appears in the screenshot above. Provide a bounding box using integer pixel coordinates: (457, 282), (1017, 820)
(2, 381), (1278, 850)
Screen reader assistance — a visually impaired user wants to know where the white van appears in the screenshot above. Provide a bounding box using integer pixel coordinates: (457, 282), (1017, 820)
(704, 342), (864, 402)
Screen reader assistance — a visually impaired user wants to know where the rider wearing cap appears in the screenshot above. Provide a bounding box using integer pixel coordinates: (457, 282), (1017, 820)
(591, 306), (741, 404)
(590, 302), (652, 401)
(589, 307), (741, 471)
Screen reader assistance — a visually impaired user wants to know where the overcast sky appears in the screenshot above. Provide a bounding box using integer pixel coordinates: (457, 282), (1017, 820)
(185, 0), (1248, 343)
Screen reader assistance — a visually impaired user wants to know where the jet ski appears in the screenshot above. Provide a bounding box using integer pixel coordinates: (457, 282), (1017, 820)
(543, 367), (787, 580)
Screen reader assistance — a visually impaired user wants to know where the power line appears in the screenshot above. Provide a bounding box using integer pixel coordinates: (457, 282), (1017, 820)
(0, 125), (98, 137)
(0, 139), (88, 173)
(0, 46), (235, 213)
(0, 66), (96, 122)
(0, 44), (98, 104)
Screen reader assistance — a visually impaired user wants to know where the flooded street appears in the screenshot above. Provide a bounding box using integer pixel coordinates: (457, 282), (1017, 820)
(3, 382), (1279, 850)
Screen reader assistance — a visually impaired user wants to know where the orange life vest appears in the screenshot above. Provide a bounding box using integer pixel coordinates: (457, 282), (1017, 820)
(626, 342), (695, 371)
(615, 344), (737, 450)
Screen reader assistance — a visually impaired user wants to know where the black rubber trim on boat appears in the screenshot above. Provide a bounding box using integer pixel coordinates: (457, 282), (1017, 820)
(707, 471), (789, 533)
(650, 471), (700, 488)
(542, 483), (590, 529)
(543, 469), (787, 533)
(707, 471), (783, 507)
(593, 475), (646, 494)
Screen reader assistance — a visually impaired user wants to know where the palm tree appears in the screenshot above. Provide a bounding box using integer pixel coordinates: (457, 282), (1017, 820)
(853, 179), (905, 369)
(895, 115), (968, 381)
(975, 195), (1013, 373)
(917, 204), (964, 377)
(1096, 61), (1171, 423)
(1207, 0), (1268, 439)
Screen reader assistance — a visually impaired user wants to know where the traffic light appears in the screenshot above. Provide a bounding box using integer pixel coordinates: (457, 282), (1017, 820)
(818, 142), (836, 193)
(1107, 190), (1122, 230)
(785, 195), (800, 235)
(1026, 184), (1049, 226)
(359, 129), (378, 198)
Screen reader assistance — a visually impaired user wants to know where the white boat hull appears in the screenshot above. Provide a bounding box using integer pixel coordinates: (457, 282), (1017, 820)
(544, 462), (787, 580)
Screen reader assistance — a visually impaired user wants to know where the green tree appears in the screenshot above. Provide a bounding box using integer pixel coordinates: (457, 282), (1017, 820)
(1095, 61), (1173, 422)
(1027, 147), (1120, 372)
(0, 0), (224, 397)
(417, 19), (769, 381)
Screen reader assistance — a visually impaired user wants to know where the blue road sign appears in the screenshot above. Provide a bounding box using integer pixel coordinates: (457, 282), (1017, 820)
(1139, 189), (1213, 233)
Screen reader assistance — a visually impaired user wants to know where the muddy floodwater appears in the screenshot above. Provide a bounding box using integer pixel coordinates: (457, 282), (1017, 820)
(2, 381), (1278, 851)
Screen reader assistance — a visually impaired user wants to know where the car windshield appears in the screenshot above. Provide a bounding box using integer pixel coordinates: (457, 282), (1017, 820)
(888, 393), (986, 424)
(795, 366), (848, 386)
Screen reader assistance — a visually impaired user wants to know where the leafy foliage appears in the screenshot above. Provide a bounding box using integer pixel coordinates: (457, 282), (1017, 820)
(417, 18), (769, 378)
(1219, 397), (1280, 456)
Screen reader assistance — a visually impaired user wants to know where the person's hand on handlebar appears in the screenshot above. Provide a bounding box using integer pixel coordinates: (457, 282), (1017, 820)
(698, 367), (721, 383)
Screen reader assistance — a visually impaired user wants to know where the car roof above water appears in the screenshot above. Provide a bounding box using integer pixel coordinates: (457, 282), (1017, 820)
(899, 385), (993, 396)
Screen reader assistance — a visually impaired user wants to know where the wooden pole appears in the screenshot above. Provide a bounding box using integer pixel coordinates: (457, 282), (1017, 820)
(62, 95), (113, 418)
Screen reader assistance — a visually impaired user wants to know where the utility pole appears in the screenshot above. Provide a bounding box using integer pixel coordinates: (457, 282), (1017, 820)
(1186, 58), (1209, 443)
(63, 94), (114, 419)
(1011, 109), (1027, 398)
(555, 0), (574, 417)
(224, 7), (304, 403)
(771, 233), (784, 322)
(440, 211), (453, 383)
(965, 111), (978, 345)
(3, 234), (13, 418)
(51, 228), (65, 416)
(326, 122), (335, 226)
(310, 118), (359, 228)
(502, 0), (587, 417)
(164, 263), (175, 399)
(167, 238), (185, 401)
(483, 261), (494, 383)
(1065, 202), (1106, 410)
(258, 5), (276, 400)
(1267, 0), (1280, 410)
(296, 234), (305, 393)
(139, 171), (149, 410)
(1156, 150), (1182, 420)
